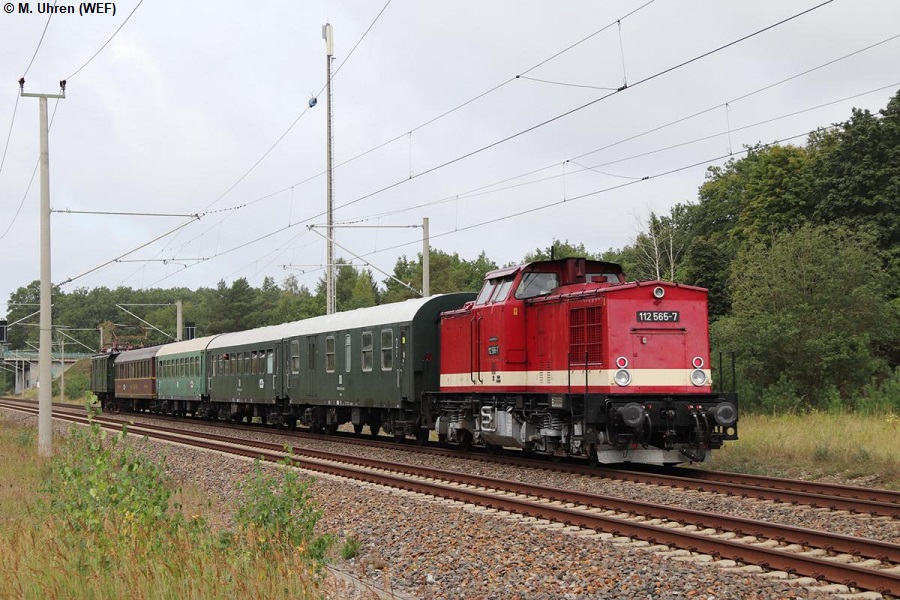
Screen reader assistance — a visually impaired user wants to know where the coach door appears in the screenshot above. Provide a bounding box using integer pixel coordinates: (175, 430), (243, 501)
(307, 336), (316, 397)
(397, 327), (408, 399)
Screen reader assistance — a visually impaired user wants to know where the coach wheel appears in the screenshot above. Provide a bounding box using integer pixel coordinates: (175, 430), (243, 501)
(415, 428), (429, 446)
(353, 423), (364, 435)
(325, 423), (338, 435)
(587, 444), (599, 468)
(368, 422), (381, 437)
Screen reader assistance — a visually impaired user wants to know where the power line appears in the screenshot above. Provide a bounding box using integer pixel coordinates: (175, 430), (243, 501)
(0, 93), (20, 178)
(265, 123), (842, 290)
(0, 99), (62, 243)
(200, 0), (394, 214)
(142, 77), (875, 290)
(65, 0), (146, 80)
(327, 81), (900, 226)
(22, 0), (58, 77)
(324, 0), (837, 216)
(137, 1), (848, 289)
(59, 1), (848, 290)
(183, 0), (658, 243)
(190, 24), (900, 231)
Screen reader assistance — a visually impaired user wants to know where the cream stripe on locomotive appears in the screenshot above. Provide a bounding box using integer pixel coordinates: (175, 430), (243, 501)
(440, 368), (713, 389)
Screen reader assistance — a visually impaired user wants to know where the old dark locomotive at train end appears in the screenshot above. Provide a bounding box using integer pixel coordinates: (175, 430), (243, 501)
(91, 257), (738, 466)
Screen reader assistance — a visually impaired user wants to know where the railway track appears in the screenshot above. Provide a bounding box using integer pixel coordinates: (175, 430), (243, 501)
(2, 399), (899, 596)
(4, 397), (899, 517)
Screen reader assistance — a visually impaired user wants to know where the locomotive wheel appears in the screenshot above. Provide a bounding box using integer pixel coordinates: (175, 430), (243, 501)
(437, 433), (448, 447)
(458, 430), (473, 451)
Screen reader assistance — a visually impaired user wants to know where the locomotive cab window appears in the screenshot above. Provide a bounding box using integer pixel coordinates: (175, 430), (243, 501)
(515, 272), (559, 299)
(474, 280), (497, 305)
(492, 277), (514, 303)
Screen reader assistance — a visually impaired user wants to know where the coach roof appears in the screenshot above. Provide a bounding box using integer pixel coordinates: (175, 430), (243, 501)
(156, 335), (220, 357)
(208, 295), (466, 350)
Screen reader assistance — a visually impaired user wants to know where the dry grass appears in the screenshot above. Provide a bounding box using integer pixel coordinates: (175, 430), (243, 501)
(705, 411), (900, 490)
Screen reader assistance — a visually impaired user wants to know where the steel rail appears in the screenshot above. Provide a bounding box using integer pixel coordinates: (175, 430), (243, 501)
(662, 466), (900, 506)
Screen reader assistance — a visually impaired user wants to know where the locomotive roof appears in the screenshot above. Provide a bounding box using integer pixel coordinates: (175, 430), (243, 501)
(208, 294), (470, 350)
(483, 257), (624, 280)
(156, 335), (220, 357)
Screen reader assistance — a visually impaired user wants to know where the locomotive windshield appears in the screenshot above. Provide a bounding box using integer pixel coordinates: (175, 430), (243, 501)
(475, 276), (515, 305)
(515, 272), (559, 299)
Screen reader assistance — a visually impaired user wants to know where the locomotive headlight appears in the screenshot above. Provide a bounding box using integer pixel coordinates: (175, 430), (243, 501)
(653, 286), (665, 299)
(708, 402), (737, 426)
(614, 368), (632, 386)
(692, 356), (704, 368)
(690, 369), (708, 386)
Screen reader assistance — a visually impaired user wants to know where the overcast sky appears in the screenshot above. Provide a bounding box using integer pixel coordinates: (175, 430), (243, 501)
(1, 0), (898, 313)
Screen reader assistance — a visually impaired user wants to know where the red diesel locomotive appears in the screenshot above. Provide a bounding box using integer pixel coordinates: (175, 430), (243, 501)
(427, 257), (738, 464)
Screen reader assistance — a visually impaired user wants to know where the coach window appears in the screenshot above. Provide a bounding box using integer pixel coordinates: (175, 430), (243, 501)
(307, 337), (315, 370)
(243, 353), (250, 375)
(267, 350), (275, 374)
(326, 336), (335, 372)
(381, 329), (393, 371)
(291, 340), (301, 374)
(361, 331), (373, 372)
(345, 334), (352, 373)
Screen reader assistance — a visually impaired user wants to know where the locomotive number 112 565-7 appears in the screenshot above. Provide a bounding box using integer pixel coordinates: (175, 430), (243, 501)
(636, 311), (680, 322)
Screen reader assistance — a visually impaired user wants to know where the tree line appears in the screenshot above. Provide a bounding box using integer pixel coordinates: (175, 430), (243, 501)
(3, 90), (899, 412)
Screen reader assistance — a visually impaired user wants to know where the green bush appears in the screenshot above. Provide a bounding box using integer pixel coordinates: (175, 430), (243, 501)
(235, 456), (332, 561)
(341, 536), (361, 560)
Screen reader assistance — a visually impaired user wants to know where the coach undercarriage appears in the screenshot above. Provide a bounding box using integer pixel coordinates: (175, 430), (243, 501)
(430, 392), (738, 465)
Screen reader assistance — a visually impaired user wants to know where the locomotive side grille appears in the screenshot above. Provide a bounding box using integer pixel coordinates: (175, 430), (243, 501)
(570, 306), (603, 365)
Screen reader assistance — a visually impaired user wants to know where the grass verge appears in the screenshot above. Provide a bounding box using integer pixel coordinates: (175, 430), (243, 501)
(704, 411), (900, 490)
(0, 417), (329, 599)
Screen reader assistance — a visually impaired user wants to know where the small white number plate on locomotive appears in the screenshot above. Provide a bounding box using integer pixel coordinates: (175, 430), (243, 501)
(636, 311), (680, 322)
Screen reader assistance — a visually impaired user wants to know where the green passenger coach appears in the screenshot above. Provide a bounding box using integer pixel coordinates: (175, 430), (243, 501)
(279, 293), (474, 438)
(156, 335), (219, 406)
